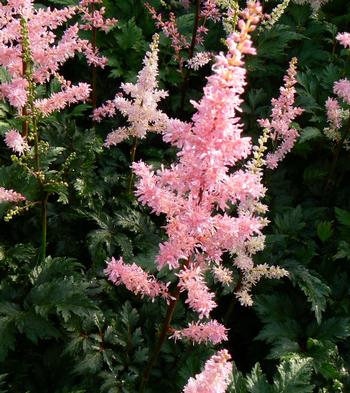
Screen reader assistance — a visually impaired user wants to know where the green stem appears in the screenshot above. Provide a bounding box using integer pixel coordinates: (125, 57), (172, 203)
(37, 194), (49, 264)
(139, 288), (181, 393)
(128, 137), (138, 195)
(21, 17), (48, 263)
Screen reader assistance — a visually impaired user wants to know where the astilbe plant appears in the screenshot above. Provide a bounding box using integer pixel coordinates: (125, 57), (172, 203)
(104, 1), (303, 391)
(323, 33), (350, 148)
(0, 0), (106, 258)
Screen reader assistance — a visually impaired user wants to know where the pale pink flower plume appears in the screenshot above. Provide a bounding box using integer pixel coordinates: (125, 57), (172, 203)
(183, 349), (232, 393)
(187, 52), (212, 70)
(78, 0), (117, 32)
(259, 58), (303, 169)
(292, 0), (330, 12)
(133, 2), (266, 282)
(93, 34), (168, 147)
(0, 187), (26, 203)
(201, 0), (221, 22)
(4, 129), (28, 155)
(171, 320), (228, 344)
(0, 79), (28, 109)
(0, 0), (105, 112)
(212, 264), (233, 285)
(177, 265), (217, 319)
(336, 32), (350, 48)
(325, 97), (342, 131)
(34, 83), (91, 116)
(146, 3), (190, 61)
(334, 78), (350, 104)
(104, 257), (170, 302)
(146, 1), (220, 64)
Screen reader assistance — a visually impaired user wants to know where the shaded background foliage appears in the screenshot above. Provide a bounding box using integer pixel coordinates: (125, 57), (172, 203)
(0, 0), (349, 392)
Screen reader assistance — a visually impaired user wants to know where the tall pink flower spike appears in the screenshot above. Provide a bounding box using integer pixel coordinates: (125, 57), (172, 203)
(259, 58), (304, 170)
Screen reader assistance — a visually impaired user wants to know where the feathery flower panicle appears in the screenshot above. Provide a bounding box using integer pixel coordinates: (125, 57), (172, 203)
(201, 0), (222, 22)
(0, 0), (106, 113)
(292, 0), (330, 13)
(171, 320), (228, 344)
(259, 58), (303, 169)
(145, 3), (190, 61)
(187, 51), (213, 70)
(326, 97), (342, 131)
(146, 1), (221, 66)
(337, 32), (350, 49)
(78, 0), (117, 32)
(4, 129), (28, 155)
(183, 349), (232, 393)
(93, 34), (168, 147)
(177, 265), (217, 319)
(262, 0), (290, 30)
(34, 83), (91, 116)
(236, 263), (288, 306)
(322, 35), (350, 145)
(105, 257), (170, 302)
(133, 2), (267, 315)
(334, 79), (350, 104)
(0, 187), (26, 203)
(134, 1), (264, 265)
(212, 264), (233, 285)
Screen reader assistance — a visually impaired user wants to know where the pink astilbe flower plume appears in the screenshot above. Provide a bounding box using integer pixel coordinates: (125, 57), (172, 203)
(78, 0), (117, 33)
(177, 264), (216, 319)
(146, 1), (221, 68)
(104, 257), (171, 302)
(334, 79), (350, 104)
(4, 129), (28, 155)
(0, 0), (106, 114)
(93, 34), (168, 147)
(133, 1), (265, 284)
(0, 187), (26, 203)
(337, 32), (350, 49)
(258, 58), (304, 169)
(183, 349), (232, 393)
(171, 320), (228, 345)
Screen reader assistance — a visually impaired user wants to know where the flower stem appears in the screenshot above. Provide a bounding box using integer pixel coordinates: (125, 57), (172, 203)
(21, 17), (48, 263)
(139, 288), (181, 393)
(128, 137), (138, 195)
(37, 193), (49, 263)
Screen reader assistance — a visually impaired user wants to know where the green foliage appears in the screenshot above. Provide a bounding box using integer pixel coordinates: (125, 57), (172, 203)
(229, 356), (314, 393)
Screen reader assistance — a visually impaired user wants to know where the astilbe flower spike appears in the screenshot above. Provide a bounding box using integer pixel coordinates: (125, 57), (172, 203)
(105, 257), (171, 302)
(258, 57), (304, 169)
(182, 349), (232, 393)
(0, 0), (106, 115)
(171, 320), (228, 345)
(292, 0), (330, 13)
(78, 0), (117, 33)
(323, 35), (350, 148)
(133, 2), (268, 316)
(337, 32), (350, 48)
(93, 34), (168, 147)
(146, 1), (221, 68)
(0, 187), (26, 203)
(4, 129), (28, 155)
